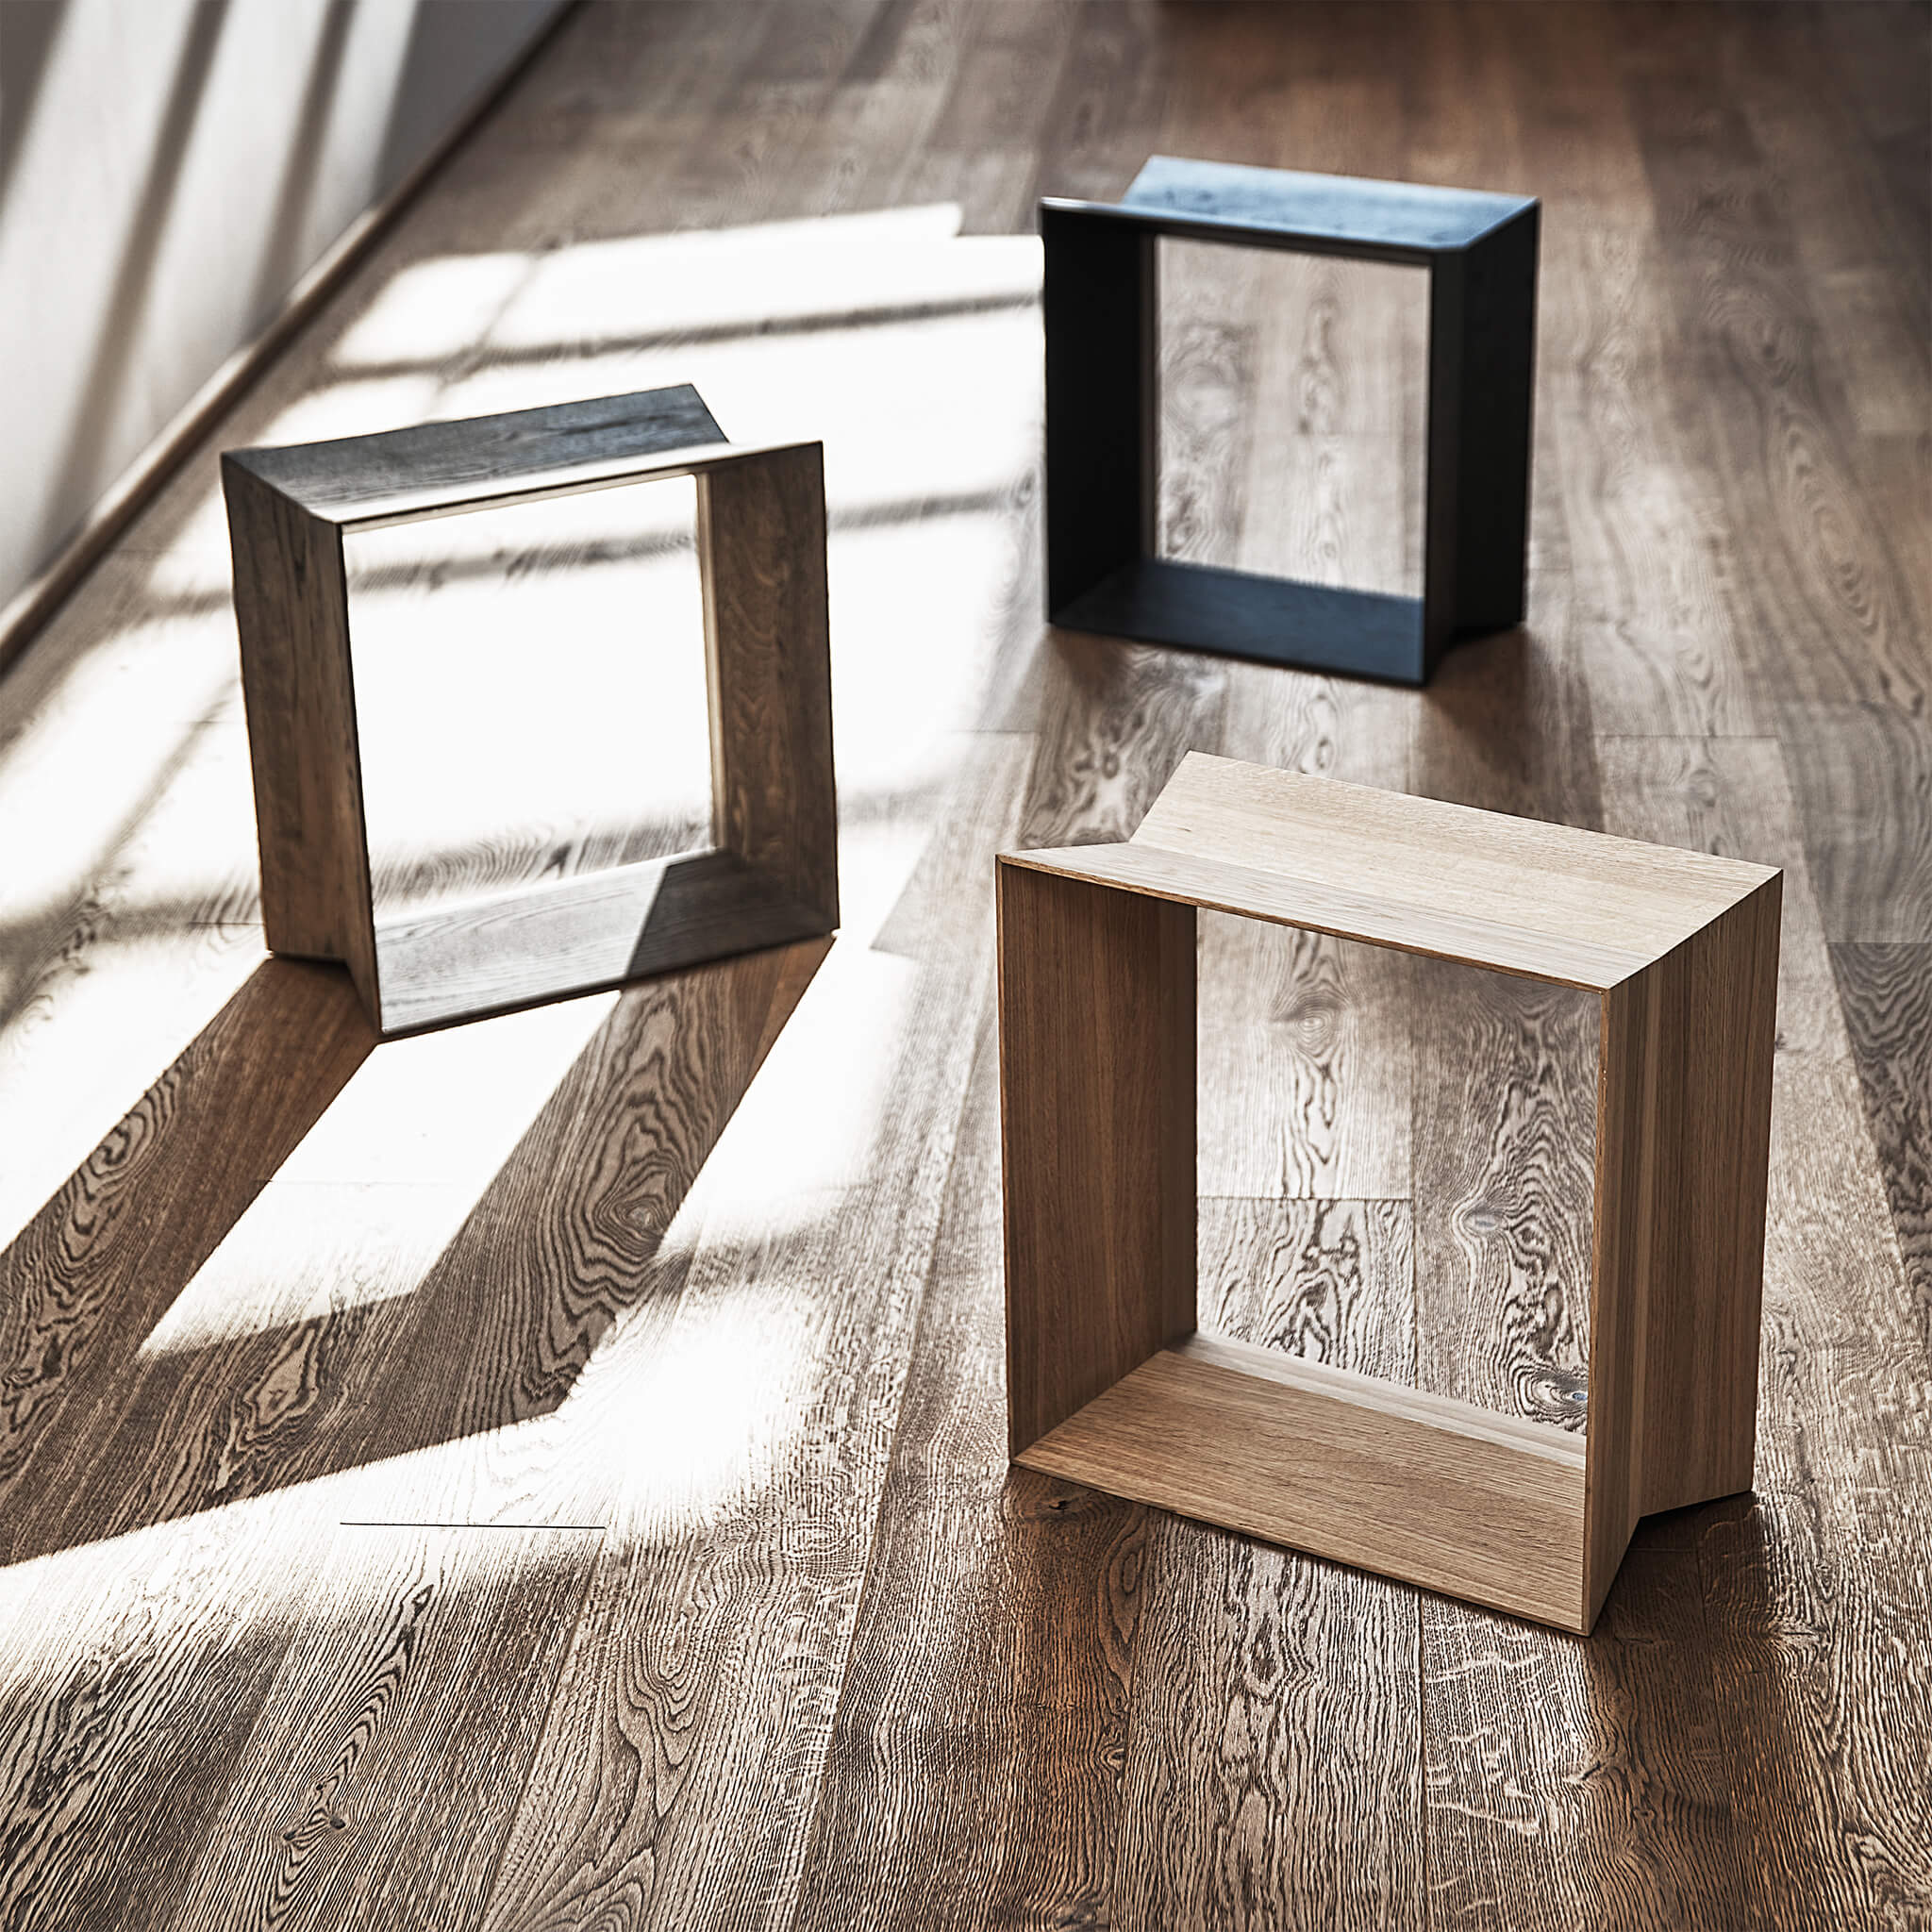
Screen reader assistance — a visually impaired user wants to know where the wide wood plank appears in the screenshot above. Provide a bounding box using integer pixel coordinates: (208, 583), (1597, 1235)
(1109, 1196), (1424, 1932)
(2, 3), (1927, 1925)
(1832, 941), (1932, 1326)
(1626, 12), (1930, 718)
(166, 1525), (599, 1932)
(788, 1010), (1150, 1931)
(0, 960), (375, 1557)
(477, 736), (1035, 1931)
(1406, 19), (1760, 1919)
(1410, 959), (1599, 1431)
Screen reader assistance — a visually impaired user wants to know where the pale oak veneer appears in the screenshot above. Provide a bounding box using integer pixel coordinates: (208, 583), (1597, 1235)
(1000, 752), (1781, 1632)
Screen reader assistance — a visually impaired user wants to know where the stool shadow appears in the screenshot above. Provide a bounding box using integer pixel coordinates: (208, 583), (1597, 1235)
(0, 935), (828, 1566)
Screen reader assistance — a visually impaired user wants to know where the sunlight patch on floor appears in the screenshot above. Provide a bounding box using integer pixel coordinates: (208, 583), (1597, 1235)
(0, 197), (1038, 1344)
(139, 989), (620, 1356)
(344, 475), (712, 915)
(704, 819), (928, 1206)
(607, 1270), (824, 1532)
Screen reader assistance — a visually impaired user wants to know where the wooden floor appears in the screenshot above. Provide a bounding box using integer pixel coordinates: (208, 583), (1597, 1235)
(1, 3), (1927, 1925)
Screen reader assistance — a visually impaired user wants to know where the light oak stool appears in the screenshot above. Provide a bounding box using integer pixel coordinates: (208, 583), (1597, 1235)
(1041, 156), (1539, 684)
(997, 753), (1781, 1633)
(224, 385), (838, 1037)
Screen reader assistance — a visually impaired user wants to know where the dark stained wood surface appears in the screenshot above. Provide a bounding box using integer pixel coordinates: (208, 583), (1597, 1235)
(227, 385), (728, 522)
(230, 404), (838, 1037)
(1833, 941), (1932, 1329)
(1, 1), (1927, 1926)
(166, 1524), (601, 1931)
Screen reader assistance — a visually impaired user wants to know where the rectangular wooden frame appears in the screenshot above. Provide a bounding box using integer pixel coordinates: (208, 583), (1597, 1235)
(224, 386), (837, 1036)
(998, 754), (1781, 1633)
(1041, 156), (1540, 684)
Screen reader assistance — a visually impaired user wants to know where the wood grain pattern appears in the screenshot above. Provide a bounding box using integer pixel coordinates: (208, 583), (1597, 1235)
(1155, 237), (1261, 575)
(998, 859), (1195, 1453)
(1774, 700), (1932, 945)
(1013, 834), (1655, 990)
(229, 385), (729, 526)
(699, 438), (839, 929)
(1421, 1543), (1749, 1932)
(225, 466), (380, 1015)
(30, 936), (828, 1573)
(166, 1525), (599, 1932)
(1410, 958), (1599, 1433)
(1021, 1332), (1589, 1628)
(790, 1008), (1150, 1932)
(1633, 877), (1782, 1517)
(0, 1501), (328, 1931)
(0, 959), (375, 1557)
(373, 848), (827, 1035)
(1832, 941), (1932, 1333)
(476, 736), (1034, 1932)
(1597, 735), (1846, 1058)
(2, 0), (1927, 1924)
(1113, 1518), (1425, 1931)
(1132, 752), (1774, 977)
(1699, 1049), (1932, 1927)
(1111, 1196), (1424, 1932)
(1627, 19), (1930, 718)
(1198, 918), (1412, 1200)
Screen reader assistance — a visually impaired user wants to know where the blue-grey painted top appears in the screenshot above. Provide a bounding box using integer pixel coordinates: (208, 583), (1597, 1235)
(1118, 155), (1534, 254)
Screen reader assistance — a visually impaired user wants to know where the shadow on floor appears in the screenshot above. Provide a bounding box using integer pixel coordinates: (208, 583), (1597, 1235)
(0, 932), (829, 1566)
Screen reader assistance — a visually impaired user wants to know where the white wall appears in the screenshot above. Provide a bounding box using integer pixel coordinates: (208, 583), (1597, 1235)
(0, 0), (561, 620)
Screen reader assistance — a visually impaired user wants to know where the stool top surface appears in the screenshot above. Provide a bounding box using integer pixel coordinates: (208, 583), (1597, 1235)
(225, 385), (759, 528)
(1052, 156), (1535, 259)
(1002, 754), (1777, 991)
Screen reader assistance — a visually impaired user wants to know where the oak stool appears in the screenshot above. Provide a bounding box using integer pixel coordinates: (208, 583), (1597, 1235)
(997, 754), (1781, 1633)
(1041, 157), (1540, 684)
(225, 386), (838, 1036)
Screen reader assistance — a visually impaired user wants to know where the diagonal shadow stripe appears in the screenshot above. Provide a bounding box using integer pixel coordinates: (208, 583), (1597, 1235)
(0, 955), (375, 1534)
(0, 931), (829, 1566)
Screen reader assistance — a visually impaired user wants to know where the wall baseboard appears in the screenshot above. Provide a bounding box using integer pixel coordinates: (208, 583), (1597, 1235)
(0, 0), (577, 684)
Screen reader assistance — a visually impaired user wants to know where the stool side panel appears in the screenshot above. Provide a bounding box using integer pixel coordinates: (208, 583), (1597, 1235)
(699, 444), (839, 931)
(1585, 961), (1673, 1623)
(1584, 878), (1780, 1624)
(999, 865), (1195, 1456)
(1638, 875), (1782, 1515)
(1042, 207), (1154, 617)
(1446, 208), (1539, 642)
(225, 460), (379, 1019)
(1018, 1341), (1591, 1631)
(1422, 252), (1464, 659)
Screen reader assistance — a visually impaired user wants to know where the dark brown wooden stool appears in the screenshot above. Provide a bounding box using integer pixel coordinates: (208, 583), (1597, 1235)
(224, 386), (838, 1036)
